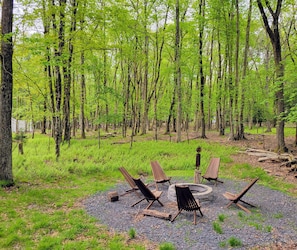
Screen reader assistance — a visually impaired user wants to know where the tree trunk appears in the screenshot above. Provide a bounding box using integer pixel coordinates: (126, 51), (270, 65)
(80, 50), (86, 139)
(208, 30), (214, 130)
(239, 0), (252, 140)
(53, 0), (66, 159)
(198, 0), (206, 139)
(0, 0), (14, 184)
(234, 0), (240, 140)
(227, 5), (235, 141)
(257, 0), (287, 152)
(63, 0), (77, 143)
(175, 0), (182, 142)
(217, 31), (225, 136)
(141, 0), (149, 135)
(41, 99), (47, 134)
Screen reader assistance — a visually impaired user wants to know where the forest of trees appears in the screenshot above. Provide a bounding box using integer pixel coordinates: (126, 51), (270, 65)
(1, 0), (297, 175)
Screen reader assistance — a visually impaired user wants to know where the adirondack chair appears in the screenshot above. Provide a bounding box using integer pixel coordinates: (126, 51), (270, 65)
(118, 167), (139, 196)
(131, 178), (164, 209)
(223, 178), (259, 213)
(150, 161), (171, 190)
(201, 158), (223, 185)
(171, 185), (203, 225)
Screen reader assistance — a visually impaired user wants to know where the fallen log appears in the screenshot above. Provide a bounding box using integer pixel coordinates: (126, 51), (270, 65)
(258, 156), (282, 162)
(142, 209), (172, 220)
(243, 148), (296, 163)
(247, 152), (277, 157)
(280, 159), (297, 168)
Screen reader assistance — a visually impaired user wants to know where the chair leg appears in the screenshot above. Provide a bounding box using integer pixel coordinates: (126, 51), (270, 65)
(236, 203), (251, 213)
(157, 199), (164, 207)
(193, 210), (197, 225)
(171, 209), (183, 222)
(225, 201), (234, 208)
(198, 208), (203, 217)
(146, 201), (154, 209)
(131, 198), (145, 207)
(239, 199), (256, 207)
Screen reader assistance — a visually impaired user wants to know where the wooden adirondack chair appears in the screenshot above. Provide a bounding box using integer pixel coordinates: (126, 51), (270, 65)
(223, 178), (259, 213)
(201, 158), (223, 185)
(131, 178), (164, 209)
(171, 185), (203, 225)
(150, 161), (171, 190)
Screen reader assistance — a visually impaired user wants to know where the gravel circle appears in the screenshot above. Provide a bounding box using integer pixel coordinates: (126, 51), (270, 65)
(84, 178), (297, 249)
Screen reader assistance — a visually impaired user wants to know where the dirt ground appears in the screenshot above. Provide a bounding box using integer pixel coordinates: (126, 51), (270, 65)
(202, 132), (297, 186)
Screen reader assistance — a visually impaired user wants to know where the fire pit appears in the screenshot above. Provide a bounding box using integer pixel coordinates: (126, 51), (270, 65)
(167, 183), (213, 202)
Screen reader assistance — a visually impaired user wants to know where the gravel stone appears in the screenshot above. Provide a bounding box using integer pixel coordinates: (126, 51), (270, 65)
(84, 178), (297, 249)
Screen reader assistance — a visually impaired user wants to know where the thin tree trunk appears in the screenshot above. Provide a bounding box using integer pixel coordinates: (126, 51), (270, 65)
(72, 71), (76, 137)
(198, 0), (206, 139)
(234, 0), (240, 140)
(141, 0), (149, 135)
(79, 9), (86, 139)
(227, 5), (235, 141)
(217, 31), (224, 136)
(208, 30), (214, 130)
(53, 0), (66, 159)
(239, 0), (252, 139)
(63, 0), (77, 143)
(175, 0), (182, 142)
(80, 51), (86, 139)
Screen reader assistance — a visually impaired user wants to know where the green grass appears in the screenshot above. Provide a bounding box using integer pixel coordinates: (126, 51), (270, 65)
(219, 236), (243, 248)
(245, 126), (296, 137)
(159, 242), (176, 250)
(212, 221), (223, 234)
(228, 236), (243, 247)
(1, 130), (296, 249)
(128, 228), (136, 239)
(218, 214), (227, 222)
(237, 210), (275, 233)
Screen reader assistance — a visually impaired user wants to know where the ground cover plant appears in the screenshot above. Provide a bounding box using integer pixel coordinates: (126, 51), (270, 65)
(1, 129), (297, 249)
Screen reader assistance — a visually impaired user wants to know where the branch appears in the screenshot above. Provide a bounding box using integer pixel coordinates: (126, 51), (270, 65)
(275, 0), (283, 17)
(265, 0), (275, 17)
(257, 0), (275, 43)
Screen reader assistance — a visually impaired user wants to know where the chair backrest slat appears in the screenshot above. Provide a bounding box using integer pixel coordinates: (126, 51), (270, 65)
(235, 178), (259, 201)
(150, 161), (168, 181)
(119, 167), (137, 189)
(175, 185), (200, 211)
(204, 158), (220, 179)
(133, 178), (155, 200)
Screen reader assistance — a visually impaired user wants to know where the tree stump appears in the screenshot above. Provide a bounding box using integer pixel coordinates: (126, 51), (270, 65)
(18, 142), (24, 155)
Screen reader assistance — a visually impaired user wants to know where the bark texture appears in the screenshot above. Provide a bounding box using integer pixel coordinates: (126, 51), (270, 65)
(0, 0), (14, 183)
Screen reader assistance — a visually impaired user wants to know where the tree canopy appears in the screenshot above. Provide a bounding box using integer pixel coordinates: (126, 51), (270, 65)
(4, 0), (297, 159)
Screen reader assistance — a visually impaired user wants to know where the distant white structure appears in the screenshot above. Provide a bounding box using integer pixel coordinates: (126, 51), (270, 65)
(11, 118), (32, 133)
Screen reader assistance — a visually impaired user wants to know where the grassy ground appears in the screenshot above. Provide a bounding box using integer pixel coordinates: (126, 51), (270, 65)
(1, 130), (296, 249)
